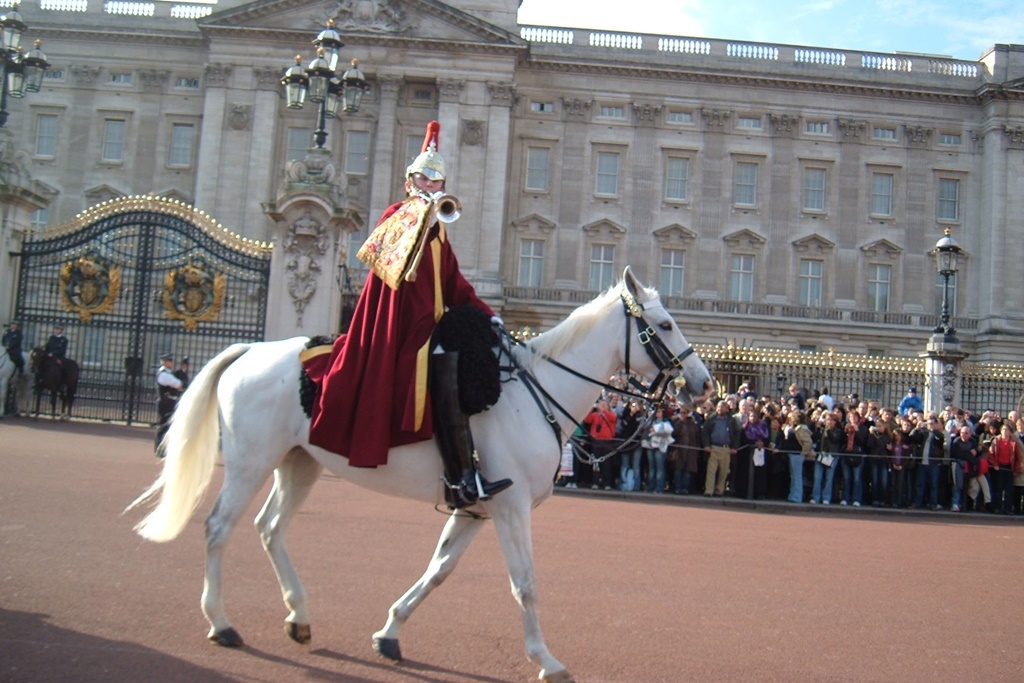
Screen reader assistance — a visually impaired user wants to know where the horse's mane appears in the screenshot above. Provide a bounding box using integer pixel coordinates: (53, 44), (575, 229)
(523, 281), (649, 369)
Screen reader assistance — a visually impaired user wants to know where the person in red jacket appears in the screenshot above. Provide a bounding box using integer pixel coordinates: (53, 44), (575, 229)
(582, 399), (618, 490)
(308, 121), (510, 509)
(987, 423), (1022, 514)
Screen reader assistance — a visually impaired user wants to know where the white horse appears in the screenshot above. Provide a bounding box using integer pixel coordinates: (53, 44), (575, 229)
(0, 350), (29, 418)
(126, 267), (713, 682)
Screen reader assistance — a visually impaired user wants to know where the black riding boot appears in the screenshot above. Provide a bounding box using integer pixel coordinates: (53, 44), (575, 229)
(431, 352), (512, 509)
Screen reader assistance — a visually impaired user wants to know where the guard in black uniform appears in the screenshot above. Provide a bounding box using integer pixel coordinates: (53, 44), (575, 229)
(2, 320), (25, 375)
(44, 323), (69, 362)
(155, 353), (184, 457)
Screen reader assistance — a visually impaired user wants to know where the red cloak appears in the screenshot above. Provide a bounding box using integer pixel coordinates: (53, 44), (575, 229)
(307, 204), (493, 466)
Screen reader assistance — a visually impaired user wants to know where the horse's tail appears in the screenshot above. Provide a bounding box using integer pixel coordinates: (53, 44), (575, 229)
(125, 343), (253, 542)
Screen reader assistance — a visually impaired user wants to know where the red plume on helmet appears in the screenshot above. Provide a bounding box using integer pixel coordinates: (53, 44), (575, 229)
(422, 120), (440, 152)
(407, 120), (446, 181)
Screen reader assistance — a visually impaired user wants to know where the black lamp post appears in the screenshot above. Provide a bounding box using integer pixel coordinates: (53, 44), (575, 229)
(0, 4), (48, 128)
(336, 262), (357, 332)
(932, 227), (962, 342)
(281, 20), (369, 149)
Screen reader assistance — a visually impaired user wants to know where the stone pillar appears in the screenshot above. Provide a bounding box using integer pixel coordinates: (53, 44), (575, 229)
(0, 129), (53, 324)
(367, 73), (403, 223)
(920, 333), (969, 414)
(262, 147), (364, 340)
(194, 64), (230, 213)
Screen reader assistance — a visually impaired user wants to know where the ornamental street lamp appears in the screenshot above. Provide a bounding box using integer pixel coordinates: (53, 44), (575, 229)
(281, 20), (369, 149)
(0, 4), (49, 128)
(932, 227), (963, 342)
(335, 261), (357, 332)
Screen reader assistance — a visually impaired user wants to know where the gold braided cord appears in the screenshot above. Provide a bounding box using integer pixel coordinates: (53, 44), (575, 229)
(39, 195), (274, 257)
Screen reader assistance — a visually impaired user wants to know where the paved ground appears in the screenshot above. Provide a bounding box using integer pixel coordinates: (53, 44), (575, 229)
(1, 418), (1022, 683)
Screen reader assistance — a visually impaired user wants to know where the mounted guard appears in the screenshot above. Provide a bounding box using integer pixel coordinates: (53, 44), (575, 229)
(305, 121), (511, 509)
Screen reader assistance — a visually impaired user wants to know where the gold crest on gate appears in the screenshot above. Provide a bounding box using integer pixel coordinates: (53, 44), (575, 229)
(162, 262), (227, 331)
(59, 255), (122, 323)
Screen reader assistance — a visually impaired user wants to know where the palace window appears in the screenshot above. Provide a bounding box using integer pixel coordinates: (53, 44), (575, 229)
(518, 239), (544, 287)
(870, 172), (893, 216)
(34, 113), (58, 157)
(525, 147), (550, 192)
(867, 264), (891, 312)
(589, 244), (615, 291)
(286, 128), (309, 162)
(729, 254), (754, 302)
(102, 119), (126, 162)
(665, 157), (689, 201)
(169, 123), (194, 167)
(802, 167), (826, 212)
(734, 162), (758, 206)
(799, 259), (823, 307)
(938, 177), (960, 222)
(660, 249), (685, 297)
(596, 151), (620, 196)
(345, 130), (370, 175)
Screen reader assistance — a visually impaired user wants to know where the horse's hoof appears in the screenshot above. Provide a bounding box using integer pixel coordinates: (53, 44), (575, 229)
(285, 621), (311, 644)
(209, 627), (244, 647)
(542, 670), (575, 683)
(373, 636), (402, 662)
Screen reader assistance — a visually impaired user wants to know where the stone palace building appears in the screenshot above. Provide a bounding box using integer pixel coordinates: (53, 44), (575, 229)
(2, 0), (1023, 361)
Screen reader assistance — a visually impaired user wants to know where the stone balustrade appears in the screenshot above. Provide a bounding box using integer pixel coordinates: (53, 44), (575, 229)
(520, 25), (982, 83)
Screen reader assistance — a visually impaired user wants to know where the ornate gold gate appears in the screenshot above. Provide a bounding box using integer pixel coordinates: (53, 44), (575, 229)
(13, 196), (272, 424)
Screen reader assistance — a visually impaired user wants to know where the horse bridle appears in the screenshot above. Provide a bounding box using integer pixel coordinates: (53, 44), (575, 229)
(619, 288), (697, 401)
(502, 288), (697, 457)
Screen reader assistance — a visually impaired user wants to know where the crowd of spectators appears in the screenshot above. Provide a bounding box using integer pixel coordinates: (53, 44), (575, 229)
(557, 379), (1024, 516)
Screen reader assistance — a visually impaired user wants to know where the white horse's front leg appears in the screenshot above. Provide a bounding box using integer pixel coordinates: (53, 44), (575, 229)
(491, 496), (573, 683)
(255, 448), (323, 644)
(373, 511), (483, 661)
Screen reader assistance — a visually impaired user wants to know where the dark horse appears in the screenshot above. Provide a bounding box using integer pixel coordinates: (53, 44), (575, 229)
(29, 347), (79, 420)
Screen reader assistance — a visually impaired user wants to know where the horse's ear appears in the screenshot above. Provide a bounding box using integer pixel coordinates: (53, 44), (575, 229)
(622, 266), (644, 299)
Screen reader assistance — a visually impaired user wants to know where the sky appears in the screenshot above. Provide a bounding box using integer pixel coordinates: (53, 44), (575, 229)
(517, 0), (1024, 62)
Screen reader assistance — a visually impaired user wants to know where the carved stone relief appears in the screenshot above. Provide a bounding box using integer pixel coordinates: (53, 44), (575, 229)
(330, 0), (407, 34)
(138, 69), (169, 92)
(283, 212), (330, 325)
(1005, 125), (1024, 150)
(904, 124), (932, 146)
(562, 97), (592, 119)
(769, 113), (798, 136)
(461, 119), (485, 146)
(487, 81), (517, 106)
(226, 104), (253, 131)
(837, 118), (867, 139)
(701, 109), (731, 127)
(204, 63), (232, 87)
(253, 66), (281, 90)
(438, 78), (465, 103)
(71, 65), (101, 85)
(632, 102), (662, 126)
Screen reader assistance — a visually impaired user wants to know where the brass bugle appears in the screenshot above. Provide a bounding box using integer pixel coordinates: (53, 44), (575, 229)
(433, 194), (461, 224)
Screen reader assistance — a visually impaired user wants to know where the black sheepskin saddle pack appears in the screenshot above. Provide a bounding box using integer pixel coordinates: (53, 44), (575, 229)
(298, 306), (501, 418)
(431, 304), (501, 416)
